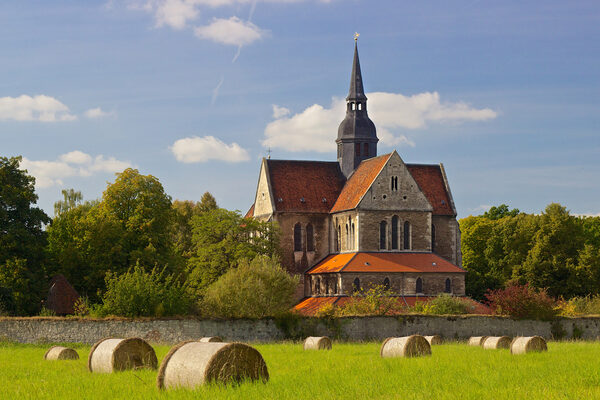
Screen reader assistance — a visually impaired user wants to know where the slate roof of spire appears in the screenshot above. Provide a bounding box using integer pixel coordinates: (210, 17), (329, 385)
(347, 42), (367, 101)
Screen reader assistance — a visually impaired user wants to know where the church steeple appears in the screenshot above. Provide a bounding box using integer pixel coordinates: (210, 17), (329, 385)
(336, 37), (378, 178)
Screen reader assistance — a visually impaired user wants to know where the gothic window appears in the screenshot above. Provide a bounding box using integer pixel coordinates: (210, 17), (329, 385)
(345, 224), (349, 250)
(383, 277), (391, 290)
(351, 222), (355, 250)
(353, 277), (361, 293)
(357, 103), (362, 110)
(363, 143), (369, 157)
(333, 278), (338, 294)
(337, 225), (341, 252)
(391, 176), (398, 191)
(379, 221), (387, 250)
(325, 278), (330, 295)
(416, 277), (423, 294)
(294, 223), (302, 252)
(391, 216), (399, 250)
(306, 223), (314, 252)
(431, 224), (436, 253)
(355, 143), (361, 157)
(404, 221), (411, 250)
(445, 278), (452, 293)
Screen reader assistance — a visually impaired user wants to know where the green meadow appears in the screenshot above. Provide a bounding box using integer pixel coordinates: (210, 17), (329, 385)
(0, 341), (599, 399)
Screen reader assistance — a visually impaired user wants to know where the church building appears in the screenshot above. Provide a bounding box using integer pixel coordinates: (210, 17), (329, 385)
(246, 41), (465, 314)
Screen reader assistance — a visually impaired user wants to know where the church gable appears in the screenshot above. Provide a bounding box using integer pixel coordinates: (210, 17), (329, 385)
(252, 159), (275, 218)
(358, 151), (432, 212)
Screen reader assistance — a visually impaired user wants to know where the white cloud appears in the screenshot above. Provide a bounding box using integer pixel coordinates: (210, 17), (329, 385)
(0, 95), (76, 122)
(155, 0), (200, 29)
(21, 151), (133, 189)
(84, 107), (115, 119)
(194, 17), (265, 46)
(170, 135), (250, 163)
(262, 91), (498, 152)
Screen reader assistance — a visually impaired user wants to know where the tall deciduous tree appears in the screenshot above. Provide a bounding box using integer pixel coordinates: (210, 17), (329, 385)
(0, 156), (50, 314)
(54, 188), (83, 216)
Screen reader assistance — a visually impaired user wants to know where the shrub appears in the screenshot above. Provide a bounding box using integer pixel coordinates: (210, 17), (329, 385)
(201, 255), (299, 318)
(484, 283), (558, 320)
(556, 295), (600, 316)
(411, 294), (474, 315)
(98, 264), (192, 317)
(337, 285), (402, 316)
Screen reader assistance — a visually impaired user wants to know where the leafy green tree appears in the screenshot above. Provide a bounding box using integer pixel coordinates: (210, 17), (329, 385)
(54, 188), (83, 216)
(201, 255), (298, 318)
(198, 191), (218, 213)
(0, 156), (50, 315)
(186, 208), (280, 294)
(482, 204), (520, 220)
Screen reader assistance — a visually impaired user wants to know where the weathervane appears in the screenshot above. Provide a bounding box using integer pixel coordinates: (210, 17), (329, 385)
(267, 147), (272, 159)
(354, 32), (360, 42)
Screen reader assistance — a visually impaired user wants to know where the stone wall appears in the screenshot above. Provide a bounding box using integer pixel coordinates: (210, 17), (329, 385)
(1, 315), (598, 344)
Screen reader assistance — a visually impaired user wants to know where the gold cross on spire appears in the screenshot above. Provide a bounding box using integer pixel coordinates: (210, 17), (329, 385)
(354, 32), (360, 42)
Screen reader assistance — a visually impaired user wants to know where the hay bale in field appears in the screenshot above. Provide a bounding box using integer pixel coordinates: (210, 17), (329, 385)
(303, 336), (332, 350)
(380, 335), (431, 358)
(88, 337), (158, 373)
(44, 346), (79, 360)
(482, 336), (512, 350)
(424, 335), (443, 345)
(468, 336), (489, 346)
(157, 341), (269, 390)
(510, 336), (547, 355)
(199, 337), (223, 343)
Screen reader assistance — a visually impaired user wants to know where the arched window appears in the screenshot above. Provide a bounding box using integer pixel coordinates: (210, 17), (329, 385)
(351, 223), (355, 250)
(333, 279), (338, 294)
(353, 277), (361, 293)
(306, 223), (314, 252)
(337, 225), (341, 252)
(363, 143), (369, 157)
(379, 221), (387, 250)
(445, 278), (451, 293)
(345, 224), (349, 250)
(391, 216), (399, 250)
(325, 278), (330, 295)
(293, 223), (302, 251)
(355, 143), (361, 157)
(315, 277), (321, 295)
(390, 176), (398, 191)
(383, 277), (391, 290)
(416, 277), (423, 294)
(431, 224), (436, 252)
(403, 221), (411, 250)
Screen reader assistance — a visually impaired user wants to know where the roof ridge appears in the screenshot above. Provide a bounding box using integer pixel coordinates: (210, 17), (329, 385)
(339, 252), (358, 272)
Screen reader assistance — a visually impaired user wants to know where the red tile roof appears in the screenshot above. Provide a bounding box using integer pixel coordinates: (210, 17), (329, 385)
(330, 153), (392, 212)
(244, 204), (255, 218)
(293, 295), (489, 316)
(307, 252), (464, 274)
(406, 164), (455, 216)
(267, 160), (346, 213)
(46, 274), (80, 315)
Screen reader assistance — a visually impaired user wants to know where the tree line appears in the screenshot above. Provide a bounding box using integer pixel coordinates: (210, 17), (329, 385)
(460, 204), (600, 300)
(0, 156), (288, 316)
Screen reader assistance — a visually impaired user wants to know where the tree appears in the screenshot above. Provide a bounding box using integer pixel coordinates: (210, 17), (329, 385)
(198, 192), (218, 213)
(186, 208), (280, 294)
(482, 204), (520, 220)
(201, 255), (298, 318)
(0, 156), (50, 314)
(54, 188), (83, 216)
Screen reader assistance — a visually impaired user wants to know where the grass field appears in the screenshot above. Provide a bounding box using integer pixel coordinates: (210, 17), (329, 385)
(1, 341), (599, 399)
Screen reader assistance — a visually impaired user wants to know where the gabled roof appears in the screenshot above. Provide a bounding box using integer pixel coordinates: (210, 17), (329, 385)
(307, 252), (464, 274)
(406, 164), (455, 216)
(330, 153), (391, 212)
(266, 159), (346, 213)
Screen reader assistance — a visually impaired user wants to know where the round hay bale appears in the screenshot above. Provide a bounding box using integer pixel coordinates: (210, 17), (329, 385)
(303, 336), (332, 350)
(468, 336), (489, 346)
(380, 335), (431, 358)
(510, 336), (548, 355)
(482, 336), (512, 350)
(157, 341), (269, 390)
(88, 337), (158, 373)
(199, 337), (223, 343)
(44, 346), (79, 360)
(424, 335), (443, 345)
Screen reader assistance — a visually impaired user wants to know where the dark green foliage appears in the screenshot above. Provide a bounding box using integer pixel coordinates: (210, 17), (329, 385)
(201, 255), (298, 318)
(98, 265), (192, 317)
(461, 203), (600, 300)
(0, 156), (50, 315)
(186, 208), (281, 294)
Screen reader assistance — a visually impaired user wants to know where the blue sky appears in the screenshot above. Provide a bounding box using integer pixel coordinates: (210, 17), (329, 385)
(1, 0), (599, 218)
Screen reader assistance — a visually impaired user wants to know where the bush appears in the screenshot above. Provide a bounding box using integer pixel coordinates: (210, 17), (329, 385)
(411, 294), (475, 315)
(337, 285), (401, 316)
(484, 283), (558, 320)
(556, 295), (600, 316)
(98, 265), (192, 317)
(201, 255), (299, 318)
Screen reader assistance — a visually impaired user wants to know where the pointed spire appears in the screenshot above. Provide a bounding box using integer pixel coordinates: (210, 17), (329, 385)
(347, 41), (367, 101)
